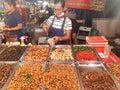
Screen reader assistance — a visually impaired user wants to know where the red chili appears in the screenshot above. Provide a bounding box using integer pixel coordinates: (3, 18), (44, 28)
(76, 51), (97, 60)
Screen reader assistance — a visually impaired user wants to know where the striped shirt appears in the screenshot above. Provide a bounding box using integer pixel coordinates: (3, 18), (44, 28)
(47, 15), (72, 32)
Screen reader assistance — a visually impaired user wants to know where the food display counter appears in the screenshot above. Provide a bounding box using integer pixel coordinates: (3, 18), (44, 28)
(0, 45), (120, 90)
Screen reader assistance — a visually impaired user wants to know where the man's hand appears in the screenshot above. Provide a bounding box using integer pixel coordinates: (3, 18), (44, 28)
(53, 36), (61, 43)
(3, 27), (10, 31)
(42, 24), (50, 33)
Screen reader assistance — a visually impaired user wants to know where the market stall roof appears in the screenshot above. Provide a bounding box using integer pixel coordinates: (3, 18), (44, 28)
(65, 0), (106, 12)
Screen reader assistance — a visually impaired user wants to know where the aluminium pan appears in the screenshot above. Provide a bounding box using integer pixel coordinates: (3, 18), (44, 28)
(77, 63), (119, 90)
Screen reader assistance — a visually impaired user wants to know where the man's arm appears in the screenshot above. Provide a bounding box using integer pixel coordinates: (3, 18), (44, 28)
(53, 30), (71, 43)
(42, 22), (50, 32)
(3, 23), (22, 31)
(42, 17), (52, 33)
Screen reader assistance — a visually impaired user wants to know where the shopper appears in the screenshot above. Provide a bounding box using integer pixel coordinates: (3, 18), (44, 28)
(3, 0), (23, 41)
(42, 0), (72, 44)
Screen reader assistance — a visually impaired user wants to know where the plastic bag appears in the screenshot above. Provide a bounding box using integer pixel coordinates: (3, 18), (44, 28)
(47, 38), (55, 49)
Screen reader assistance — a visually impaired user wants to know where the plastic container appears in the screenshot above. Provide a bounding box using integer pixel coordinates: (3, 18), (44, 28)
(86, 36), (108, 53)
(104, 45), (112, 58)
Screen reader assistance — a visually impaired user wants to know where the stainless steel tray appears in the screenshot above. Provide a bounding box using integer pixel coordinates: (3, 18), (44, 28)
(18, 46), (29, 62)
(21, 45), (50, 62)
(0, 62), (18, 90)
(103, 62), (120, 89)
(72, 45), (101, 62)
(77, 60), (102, 66)
(0, 45), (7, 54)
(77, 63), (119, 90)
(0, 46), (27, 62)
(49, 45), (75, 63)
(45, 62), (81, 90)
(4, 62), (46, 90)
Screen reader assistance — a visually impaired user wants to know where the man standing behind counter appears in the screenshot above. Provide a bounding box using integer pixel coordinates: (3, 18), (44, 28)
(3, 0), (23, 41)
(43, 0), (72, 44)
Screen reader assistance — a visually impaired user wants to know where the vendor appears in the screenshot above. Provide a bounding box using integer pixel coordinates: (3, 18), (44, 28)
(3, 0), (23, 41)
(43, 0), (72, 44)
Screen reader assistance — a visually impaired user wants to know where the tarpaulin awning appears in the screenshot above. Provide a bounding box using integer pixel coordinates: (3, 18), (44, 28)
(65, 0), (106, 11)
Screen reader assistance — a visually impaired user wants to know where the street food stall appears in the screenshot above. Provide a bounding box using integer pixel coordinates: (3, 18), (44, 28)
(0, 0), (120, 90)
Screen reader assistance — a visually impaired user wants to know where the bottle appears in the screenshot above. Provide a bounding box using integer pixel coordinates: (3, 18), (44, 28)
(20, 36), (25, 46)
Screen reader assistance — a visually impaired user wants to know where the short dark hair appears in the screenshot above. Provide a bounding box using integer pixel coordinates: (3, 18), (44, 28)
(4, 0), (16, 7)
(54, 0), (65, 8)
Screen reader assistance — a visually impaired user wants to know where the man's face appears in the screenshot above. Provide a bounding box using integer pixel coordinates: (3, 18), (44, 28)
(54, 3), (64, 17)
(4, 2), (13, 12)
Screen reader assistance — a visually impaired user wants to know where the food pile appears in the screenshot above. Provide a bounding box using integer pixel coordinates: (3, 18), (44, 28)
(23, 46), (49, 61)
(7, 64), (80, 90)
(0, 46), (27, 61)
(107, 63), (120, 84)
(74, 46), (97, 61)
(0, 63), (16, 89)
(44, 64), (80, 90)
(7, 64), (45, 90)
(50, 48), (74, 61)
(81, 70), (117, 90)
(1, 45), (119, 90)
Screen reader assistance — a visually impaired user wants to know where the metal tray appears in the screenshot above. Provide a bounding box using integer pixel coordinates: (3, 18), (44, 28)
(49, 45), (75, 63)
(0, 62), (18, 90)
(45, 62), (81, 90)
(72, 45), (101, 62)
(22, 45), (50, 62)
(76, 60), (102, 66)
(104, 62), (120, 89)
(0, 45), (7, 54)
(77, 63), (119, 90)
(0, 46), (28, 62)
(18, 46), (29, 62)
(4, 62), (46, 90)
